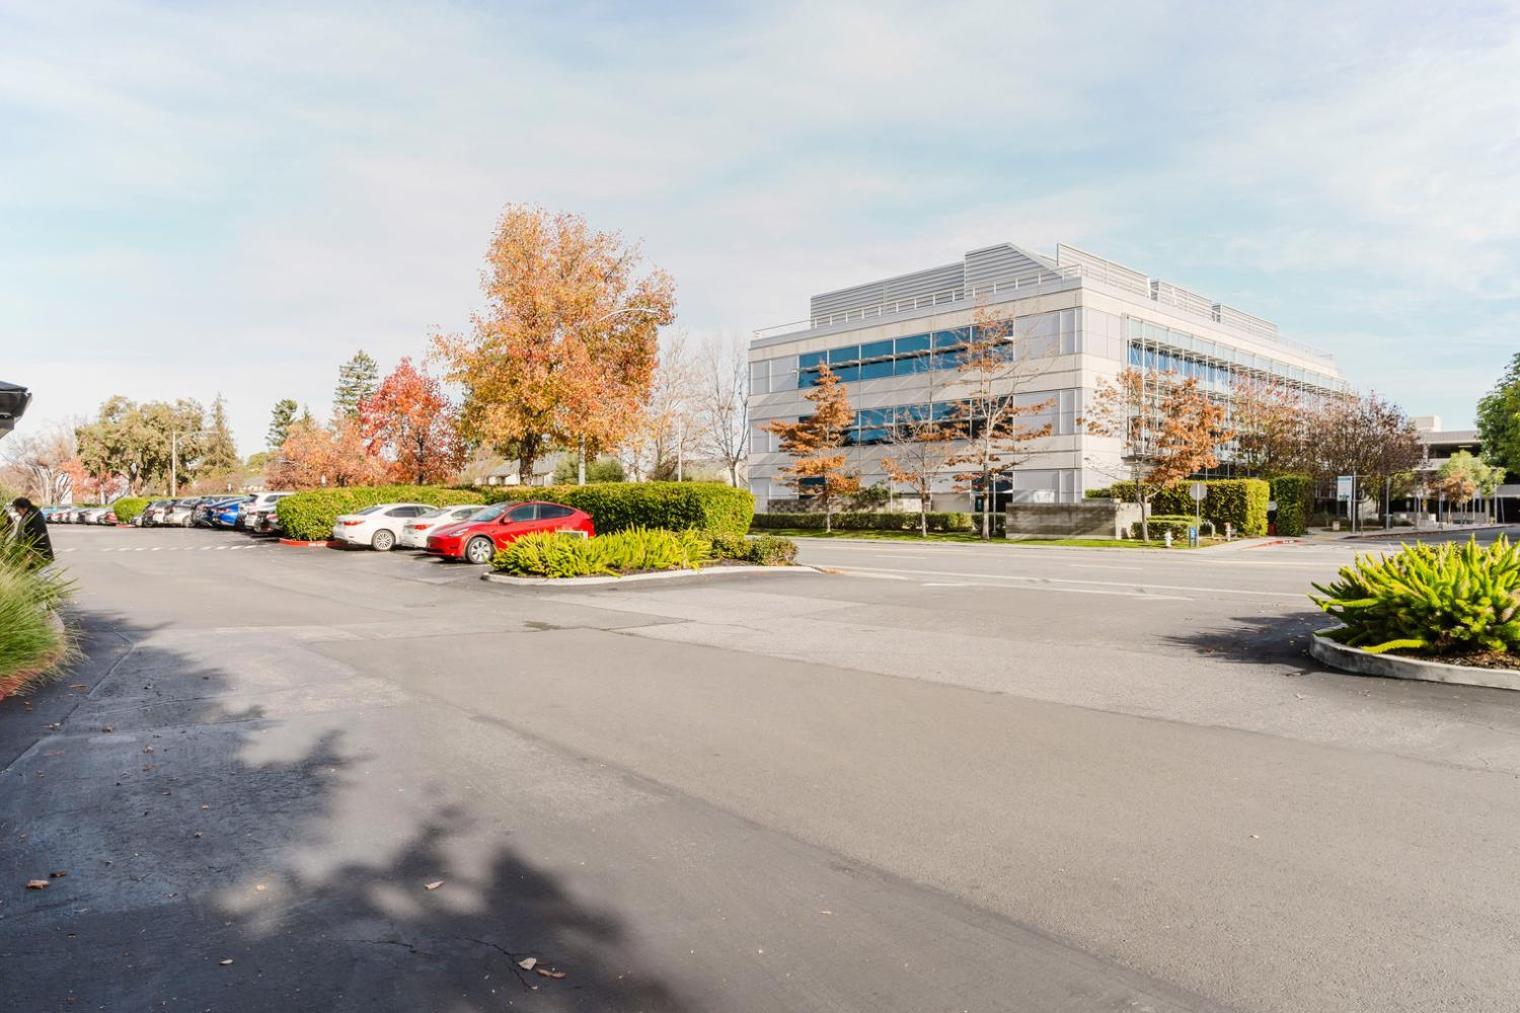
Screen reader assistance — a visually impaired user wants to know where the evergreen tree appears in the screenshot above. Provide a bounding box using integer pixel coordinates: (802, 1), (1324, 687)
(202, 394), (241, 474)
(267, 399), (298, 450)
(1477, 352), (1520, 476)
(333, 350), (381, 419)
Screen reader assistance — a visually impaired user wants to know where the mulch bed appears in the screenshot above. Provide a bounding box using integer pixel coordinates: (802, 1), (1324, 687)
(1393, 650), (1520, 671)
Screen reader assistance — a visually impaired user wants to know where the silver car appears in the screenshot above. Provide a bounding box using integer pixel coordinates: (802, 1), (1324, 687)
(399, 505), (486, 549)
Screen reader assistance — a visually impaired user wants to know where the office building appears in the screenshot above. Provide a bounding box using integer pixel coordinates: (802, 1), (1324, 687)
(747, 242), (1350, 511)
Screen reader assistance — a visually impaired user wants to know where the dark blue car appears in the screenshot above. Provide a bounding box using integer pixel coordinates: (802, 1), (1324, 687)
(211, 497), (252, 529)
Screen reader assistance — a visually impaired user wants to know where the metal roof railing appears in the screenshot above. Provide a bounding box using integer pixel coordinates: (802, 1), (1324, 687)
(754, 262), (1338, 368)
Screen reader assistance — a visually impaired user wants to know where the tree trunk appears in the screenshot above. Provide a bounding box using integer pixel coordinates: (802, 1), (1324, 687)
(920, 498), (928, 537)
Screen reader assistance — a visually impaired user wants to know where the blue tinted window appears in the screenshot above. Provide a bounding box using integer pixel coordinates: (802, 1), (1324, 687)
(894, 353), (931, 375)
(1128, 343), (1141, 366)
(799, 350), (826, 368)
(931, 401), (957, 421)
(858, 407), (890, 426)
(858, 427), (888, 445)
(860, 339), (894, 359)
(933, 328), (968, 348)
(833, 364), (860, 382)
(933, 349), (964, 370)
(896, 333), (931, 354)
(798, 369), (819, 389)
(859, 359), (893, 380)
(828, 345), (860, 364)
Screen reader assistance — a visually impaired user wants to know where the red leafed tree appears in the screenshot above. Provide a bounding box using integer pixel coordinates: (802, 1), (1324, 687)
(359, 358), (467, 485)
(266, 417), (388, 490)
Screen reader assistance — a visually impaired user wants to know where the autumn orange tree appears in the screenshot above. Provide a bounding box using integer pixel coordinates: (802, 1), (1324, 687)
(766, 364), (860, 532)
(1086, 367), (1233, 541)
(434, 206), (676, 484)
(265, 417), (387, 490)
(943, 305), (1056, 539)
(358, 357), (466, 485)
(1231, 375), (1310, 476)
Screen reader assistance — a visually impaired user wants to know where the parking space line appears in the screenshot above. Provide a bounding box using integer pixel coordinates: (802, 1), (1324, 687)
(833, 564), (1292, 598)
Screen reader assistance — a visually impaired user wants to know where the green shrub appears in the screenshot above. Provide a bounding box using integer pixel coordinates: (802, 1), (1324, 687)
(1269, 474), (1313, 537)
(708, 531), (799, 566)
(1129, 515), (1198, 541)
(1311, 536), (1520, 656)
(1106, 479), (1269, 536)
(0, 538), (75, 692)
(481, 482), (752, 538)
(493, 527), (713, 577)
(110, 497), (151, 523)
(750, 511), (977, 533)
(278, 485), (484, 541)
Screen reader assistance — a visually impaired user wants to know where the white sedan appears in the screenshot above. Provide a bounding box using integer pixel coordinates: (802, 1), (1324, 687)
(398, 505), (486, 549)
(331, 503), (434, 551)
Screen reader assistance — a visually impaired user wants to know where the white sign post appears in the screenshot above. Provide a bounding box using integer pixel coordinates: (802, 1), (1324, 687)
(1189, 482), (1207, 540)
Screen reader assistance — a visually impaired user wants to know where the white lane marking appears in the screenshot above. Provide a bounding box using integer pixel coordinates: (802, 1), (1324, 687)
(1066, 563), (1143, 571)
(150, 547), (161, 551)
(833, 564), (1292, 598)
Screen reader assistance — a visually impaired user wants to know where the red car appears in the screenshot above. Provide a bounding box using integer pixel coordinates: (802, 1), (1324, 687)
(425, 500), (595, 564)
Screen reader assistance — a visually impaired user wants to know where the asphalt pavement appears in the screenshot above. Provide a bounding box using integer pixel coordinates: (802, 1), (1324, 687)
(3, 524), (1519, 1012)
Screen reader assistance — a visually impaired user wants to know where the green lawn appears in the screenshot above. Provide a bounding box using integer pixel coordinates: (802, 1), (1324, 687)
(754, 528), (1211, 549)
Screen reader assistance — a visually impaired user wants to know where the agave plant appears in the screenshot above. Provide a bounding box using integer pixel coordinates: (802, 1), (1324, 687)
(1310, 536), (1520, 655)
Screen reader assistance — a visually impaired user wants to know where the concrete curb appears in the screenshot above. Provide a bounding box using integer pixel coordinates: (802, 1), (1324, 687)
(481, 565), (821, 588)
(1308, 628), (1520, 692)
(278, 538), (338, 549)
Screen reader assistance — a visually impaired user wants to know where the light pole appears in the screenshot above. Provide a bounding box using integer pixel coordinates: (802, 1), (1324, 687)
(169, 428), (213, 497)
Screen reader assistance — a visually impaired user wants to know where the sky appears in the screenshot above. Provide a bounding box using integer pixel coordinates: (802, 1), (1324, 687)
(3, 0), (1518, 454)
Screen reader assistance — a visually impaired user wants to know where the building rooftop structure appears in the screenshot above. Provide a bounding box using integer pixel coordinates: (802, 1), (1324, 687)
(756, 242), (1345, 393)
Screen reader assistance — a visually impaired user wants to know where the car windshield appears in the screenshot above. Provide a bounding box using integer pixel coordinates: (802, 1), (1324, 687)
(416, 507), (448, 519)
(471, 503), (508, 522)
(354, 505), (386, 516)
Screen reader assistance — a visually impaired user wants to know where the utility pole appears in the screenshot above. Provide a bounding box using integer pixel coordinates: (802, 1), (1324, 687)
(170, 431), (179, 497)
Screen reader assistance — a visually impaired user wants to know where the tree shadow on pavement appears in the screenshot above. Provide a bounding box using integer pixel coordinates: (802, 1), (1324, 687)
(1160, 609), (1329, 670)
(0, 609), (693, 1013)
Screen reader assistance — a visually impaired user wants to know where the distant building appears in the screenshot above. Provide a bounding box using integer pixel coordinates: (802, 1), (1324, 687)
(747, 242), (1350, 511)
(1412, 416), (1480, 467)
(485, 452), (566, 487)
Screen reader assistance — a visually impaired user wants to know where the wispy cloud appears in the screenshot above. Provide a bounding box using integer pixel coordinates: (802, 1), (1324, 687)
(2, 0), (1516, 448)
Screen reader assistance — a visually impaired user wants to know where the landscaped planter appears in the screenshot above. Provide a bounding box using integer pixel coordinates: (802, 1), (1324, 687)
(1309, 628), (1520, 692)
(278, 538), (339, 548)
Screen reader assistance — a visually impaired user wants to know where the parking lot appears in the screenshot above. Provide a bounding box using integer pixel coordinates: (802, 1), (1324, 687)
(6, 523), (1520, 1012)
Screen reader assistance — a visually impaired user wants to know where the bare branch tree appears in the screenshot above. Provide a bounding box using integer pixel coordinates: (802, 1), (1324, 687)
(697, 333), (749, 486)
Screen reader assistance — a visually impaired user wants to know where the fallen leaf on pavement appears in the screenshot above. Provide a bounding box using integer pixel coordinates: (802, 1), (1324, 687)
(254, 884), (266, 892)
(219, 959), (234, 966)
(536, 967), (567, 980)
(49, 871), (66, 879)
(424, 880), (444, 891)
(26, 880), (49, 890)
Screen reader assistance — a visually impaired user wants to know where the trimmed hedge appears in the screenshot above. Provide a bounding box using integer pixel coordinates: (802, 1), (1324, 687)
(111, 497), (151, 524)
(1269, 474), (1313, 537)
(708, 531), (800, 566)
(481, 482), (753, 538)
(493, 527), (712, 577)
(1103, 479), (1269, 537)
(278, 485), (484, 541)
(1130, 514), (1200, 541)
(751, 511), (978, 533)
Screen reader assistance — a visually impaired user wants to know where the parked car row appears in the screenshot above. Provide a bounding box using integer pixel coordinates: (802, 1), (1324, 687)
(43, 506), (117, 525)
(334, 500), (594, 561)
(42, 494), (596, 563)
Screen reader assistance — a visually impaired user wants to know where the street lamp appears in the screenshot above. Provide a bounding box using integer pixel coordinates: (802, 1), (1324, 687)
(168, 428), (215, 497)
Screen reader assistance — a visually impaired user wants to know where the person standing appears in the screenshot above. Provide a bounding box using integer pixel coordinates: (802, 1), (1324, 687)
(11, 497), (54, 563)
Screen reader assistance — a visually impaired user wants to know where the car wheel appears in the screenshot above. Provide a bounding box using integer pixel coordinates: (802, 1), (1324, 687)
(371, 529), (396, 552)
(465, 537), (495, 565)
(181, 514), (193, 527)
